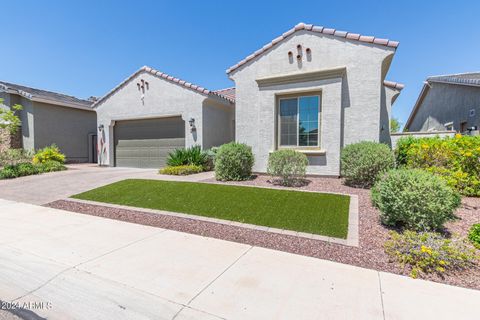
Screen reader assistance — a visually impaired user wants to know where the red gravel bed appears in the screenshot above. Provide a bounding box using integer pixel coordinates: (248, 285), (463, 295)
(46, 175), (480, 290)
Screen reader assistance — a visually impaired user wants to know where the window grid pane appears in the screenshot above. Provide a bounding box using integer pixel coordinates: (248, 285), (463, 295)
(279, 98), (298, 146)
(298, 96), (319, 146)
(279, 95), (319, 147)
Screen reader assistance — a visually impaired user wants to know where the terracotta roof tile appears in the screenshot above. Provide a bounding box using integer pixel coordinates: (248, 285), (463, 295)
(383, 80), (405, 90)
(213, 87), (236, 101)
(226, 22), (399, 74)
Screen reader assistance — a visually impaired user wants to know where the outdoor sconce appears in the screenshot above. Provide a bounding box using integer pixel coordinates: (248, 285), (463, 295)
(98, 124), (104, 131)
(189, 118), (196, 132)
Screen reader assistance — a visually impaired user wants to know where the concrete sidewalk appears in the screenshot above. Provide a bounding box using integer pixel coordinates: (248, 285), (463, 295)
(0, 199), (477, 320)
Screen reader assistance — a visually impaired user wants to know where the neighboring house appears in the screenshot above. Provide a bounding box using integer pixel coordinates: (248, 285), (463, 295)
(0, 82), (97, 162)
(93, 68), (235, 168)
(94, 22), (403, 175)
(228, 22), (402, 175)
(404, 72), (480, 133)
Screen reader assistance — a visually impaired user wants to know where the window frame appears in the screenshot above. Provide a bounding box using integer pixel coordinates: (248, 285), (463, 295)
(276, 93), (322, 150)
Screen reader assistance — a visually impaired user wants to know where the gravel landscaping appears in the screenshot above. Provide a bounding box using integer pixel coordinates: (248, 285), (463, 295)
(47, 175), (480, 290)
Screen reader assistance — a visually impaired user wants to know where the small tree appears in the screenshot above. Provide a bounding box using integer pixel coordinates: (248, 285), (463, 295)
(0, 98), (22, 141)
(390, 117), (401, 133)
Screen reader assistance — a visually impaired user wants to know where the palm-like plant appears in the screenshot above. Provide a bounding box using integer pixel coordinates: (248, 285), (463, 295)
(166, 145), (208, 168)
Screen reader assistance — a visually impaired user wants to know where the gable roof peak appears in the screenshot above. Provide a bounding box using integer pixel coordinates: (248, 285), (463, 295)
(92, 66), (234, 108)
(226, 22), (399, 75)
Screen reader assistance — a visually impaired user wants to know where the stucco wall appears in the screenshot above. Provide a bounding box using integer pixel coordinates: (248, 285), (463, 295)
(32, 102), (96, 162)
(230, 30), (395, 175)
(95, 70), (232, 166)
(202, 100), (235, 149)
(407, 83), (480, 132)
(380, 86), (401, 145)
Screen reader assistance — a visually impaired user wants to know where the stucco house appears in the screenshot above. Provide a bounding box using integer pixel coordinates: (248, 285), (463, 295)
(404, 73), (480, 134)
(93, 68), (235, 168)
(0, 81), (97, 162)
(94, 22), (403, 175)
(229, 22), (403, 175)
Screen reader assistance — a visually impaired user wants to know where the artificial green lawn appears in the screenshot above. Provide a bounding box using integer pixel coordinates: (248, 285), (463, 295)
(72, 179), (350, 238)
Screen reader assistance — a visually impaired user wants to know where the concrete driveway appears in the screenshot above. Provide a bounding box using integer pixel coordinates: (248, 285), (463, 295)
(0, 199), (478, 320)
(0, 164), (213, 205)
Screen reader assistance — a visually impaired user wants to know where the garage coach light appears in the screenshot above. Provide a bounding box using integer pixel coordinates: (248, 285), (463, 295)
(98, 124), (104, 131)
(189, 118), (196, 132)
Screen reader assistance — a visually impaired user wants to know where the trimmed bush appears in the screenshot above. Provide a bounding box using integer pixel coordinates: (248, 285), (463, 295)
(215, 142), (254, 181)
(385, 230), (477, 278)
(340, 141), (395, 188)
(267, 149), (308, 186)
(166, 145), (208, 169)
(33, 144), (65, 164)
(395, 134), (480, 196)
(372, 169), (461, 231)
(159, 165), (203, 175)
(468, 224), (480, 249)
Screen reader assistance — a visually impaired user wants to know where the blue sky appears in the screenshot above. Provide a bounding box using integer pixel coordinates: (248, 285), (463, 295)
(1, 1), (479, 126)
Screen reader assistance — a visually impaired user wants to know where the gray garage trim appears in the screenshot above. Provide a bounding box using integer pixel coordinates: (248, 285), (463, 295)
(114, 117), (185, 168)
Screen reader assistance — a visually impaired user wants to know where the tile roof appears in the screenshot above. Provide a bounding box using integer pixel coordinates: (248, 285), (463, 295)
(92, 66), (235, 108)
(383, 80), (405, 90)
(226, 22), (400, 74)
(427, 72), (480, 87)
(0, 81), (93, 109)
(213, 87), (235, 101)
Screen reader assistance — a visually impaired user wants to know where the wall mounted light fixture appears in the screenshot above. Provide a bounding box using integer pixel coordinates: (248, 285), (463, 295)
(189, 118), (196, 132)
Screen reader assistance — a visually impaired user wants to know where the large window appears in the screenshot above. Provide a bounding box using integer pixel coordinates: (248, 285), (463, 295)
(278, 95), (320, 147)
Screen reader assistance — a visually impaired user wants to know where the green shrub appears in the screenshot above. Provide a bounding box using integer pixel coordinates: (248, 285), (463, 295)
(267, 149), (308, 186)
(340, 141), (395, 188)
(215, 142), (254, 181)
(0, 167), (19, 179)
(166, 145), (208, 169)
(203, 147), (219, 171)
(0, 149), (34, 166)
(33, 144), (65, 164)
(372, 169), (461, 231)
(385, 230), (478, 278)
(468, 224), (480, 249)
(16, 162), (40, 176)
(395, 134), (480, 196)
(159, 165), (203, 175)
(36, 160), (66, 173)
(394, 136), (417, 166)
(0, 162), (38, 179)
(0, 160), (65, 179)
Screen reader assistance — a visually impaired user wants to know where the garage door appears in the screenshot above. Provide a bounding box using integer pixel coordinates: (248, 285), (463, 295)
(114, 117), (185, 168)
